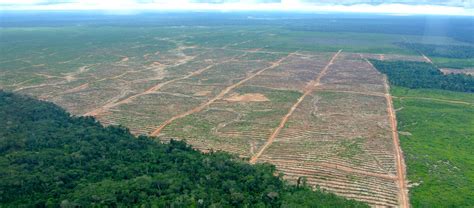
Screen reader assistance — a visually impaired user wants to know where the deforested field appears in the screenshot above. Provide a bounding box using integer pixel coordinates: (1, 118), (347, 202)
(2, 13), (473, 207)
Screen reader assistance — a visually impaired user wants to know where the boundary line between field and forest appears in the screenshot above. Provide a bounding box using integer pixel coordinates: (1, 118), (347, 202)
(366, 58), (410, 208)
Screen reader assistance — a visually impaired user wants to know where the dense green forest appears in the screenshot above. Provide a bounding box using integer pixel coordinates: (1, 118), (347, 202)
(370, 60), (474, 92)
(0, 91), (368, 207)
(396, 42), (474, 59)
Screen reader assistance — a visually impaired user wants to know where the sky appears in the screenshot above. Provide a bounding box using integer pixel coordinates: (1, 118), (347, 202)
(0, 0), (473, 16)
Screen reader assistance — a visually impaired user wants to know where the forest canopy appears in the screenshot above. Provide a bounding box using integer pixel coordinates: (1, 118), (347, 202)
(370, 60), (474, 93)
(396, 42), (474, 59)
(0, 91), (368, 207)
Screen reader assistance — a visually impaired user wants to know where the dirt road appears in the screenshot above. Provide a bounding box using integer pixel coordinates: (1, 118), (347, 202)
(384, 76), (410, 208)
(149, 52), (297, 136)
(394, 96), (473, 106)
(249, 49), (342, 164)
(366, 57), (410, 208)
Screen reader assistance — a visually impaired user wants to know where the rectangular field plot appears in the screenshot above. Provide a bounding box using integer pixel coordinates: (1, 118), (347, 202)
(245, 53), (331, 92)
(99, 93), (203, 135)
(257, 91), (400, 207)
(361, 53), (428, 62)
(96, 53), (279, 135)
(249, 52), (403, 207)
(319, 53), (386, 94)
(159, 86), (302, 158)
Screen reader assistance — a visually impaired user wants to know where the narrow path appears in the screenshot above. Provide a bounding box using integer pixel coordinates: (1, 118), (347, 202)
(393, 96), (473, 106)
(249, 49), (342, 164)
(366, 58), (410, 208)
(384, 76), (410, 208)
(421, 53), (433, 64)
(149, 52), (297, 136)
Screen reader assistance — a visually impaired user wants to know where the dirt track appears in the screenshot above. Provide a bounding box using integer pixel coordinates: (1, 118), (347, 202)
(421, 53), (433, 64)
(149, 52), (297, 136)
(394, 96), (473, 106)
(366, 58), (410, 208)
(384, 77), (410, 208)
(249, 49), (342, 164)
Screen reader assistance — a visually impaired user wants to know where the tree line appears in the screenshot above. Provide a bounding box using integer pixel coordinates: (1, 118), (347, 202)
(370, 60), (474, 93)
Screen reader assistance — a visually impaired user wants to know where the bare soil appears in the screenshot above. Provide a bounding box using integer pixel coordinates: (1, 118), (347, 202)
(224, 93), (269, 102)
(150, 52), (297, 136)
(367, 58), (410, 208)
(249, 49), (342, 164)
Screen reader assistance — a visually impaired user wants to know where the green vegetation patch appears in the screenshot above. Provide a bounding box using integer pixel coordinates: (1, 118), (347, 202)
(370, 59), (474, 92)
(395, 42), (474, 68)
(392, 88), (474, 207)
(337, 137), (366, 161)
(396, 42), (474, 59)
(0, 91), (368, 207)
(430, 57), (474, 69)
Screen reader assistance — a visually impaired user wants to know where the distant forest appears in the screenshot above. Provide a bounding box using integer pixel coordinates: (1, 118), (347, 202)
(0, 91), (368, 207)
(1, 12), (472, 44)
(396, 42), (474, 59)
(370, 60), (474, 93)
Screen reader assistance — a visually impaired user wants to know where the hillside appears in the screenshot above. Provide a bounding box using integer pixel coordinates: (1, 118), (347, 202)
(0, 90), (368, 207)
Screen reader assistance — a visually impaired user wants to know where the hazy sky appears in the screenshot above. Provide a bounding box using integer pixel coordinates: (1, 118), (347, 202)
(1, 0), (473, 15)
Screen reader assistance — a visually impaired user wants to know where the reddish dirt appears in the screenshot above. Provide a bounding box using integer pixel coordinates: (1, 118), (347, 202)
(367, 58), (410, 208)
(63, 83), (89, 94)
(384, 77), (410, 208)
(149, 52), (297, 136)
(249, 49), (342, 164)
(224, 93), (269, 102)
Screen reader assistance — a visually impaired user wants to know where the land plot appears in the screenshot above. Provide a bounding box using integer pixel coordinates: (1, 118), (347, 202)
(159, 85), (302, 158)
(50, 79), (137, 115)
(258, 91), (399, 206)
(100, 93), (203, 135)
(319, 53), (386, 94)
(392, 87), (474, 207)
(245, 53), (332, 92)
(98, 55), (276, 135)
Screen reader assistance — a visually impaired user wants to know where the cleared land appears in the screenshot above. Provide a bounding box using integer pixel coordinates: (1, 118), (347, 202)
(1, 25), (444, 207)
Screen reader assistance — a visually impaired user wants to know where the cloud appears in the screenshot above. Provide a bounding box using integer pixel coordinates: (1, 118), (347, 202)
(0, 0), (472, 16)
